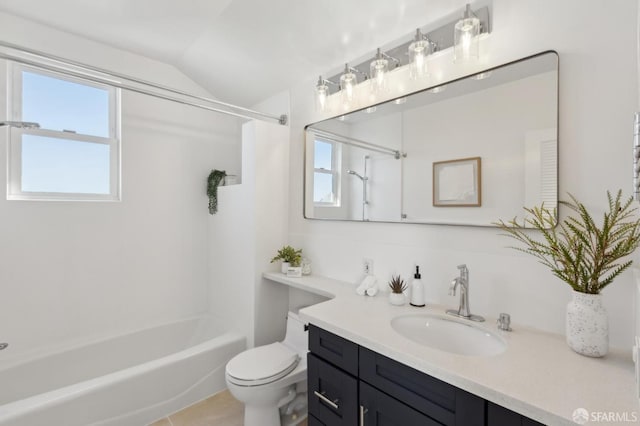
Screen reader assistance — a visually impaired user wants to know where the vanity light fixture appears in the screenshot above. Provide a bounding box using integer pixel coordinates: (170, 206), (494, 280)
(314, 3), (489, 113)
(370, 48), (389, 94)
(340, 63), (359, 107)
(454, 4), (481, 63)
(370, 48), (400, 94)
(408, 29), (435, 80)
(315, 75), (338, 112)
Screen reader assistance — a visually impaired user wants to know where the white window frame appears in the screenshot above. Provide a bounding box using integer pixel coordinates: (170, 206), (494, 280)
(7, 62), (121, 201)
(313, 138), (341, 207)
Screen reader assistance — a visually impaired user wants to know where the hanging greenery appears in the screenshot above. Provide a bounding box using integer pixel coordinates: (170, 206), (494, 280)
(207, 169), (227, 214)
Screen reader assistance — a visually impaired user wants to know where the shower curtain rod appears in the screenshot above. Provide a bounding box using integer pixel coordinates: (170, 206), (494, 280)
(309, 128), (405, 159)
(0, 41), (288, 126)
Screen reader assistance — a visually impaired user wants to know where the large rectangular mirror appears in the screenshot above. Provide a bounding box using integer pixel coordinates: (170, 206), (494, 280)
(304, 51), (558, 227)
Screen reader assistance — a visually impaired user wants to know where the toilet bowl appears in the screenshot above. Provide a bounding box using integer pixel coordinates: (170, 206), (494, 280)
(225, 311), (308, 426)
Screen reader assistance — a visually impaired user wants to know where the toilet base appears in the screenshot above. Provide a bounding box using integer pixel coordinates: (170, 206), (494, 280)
(244, 405), (281, 426)
(240, 385), (298, 426)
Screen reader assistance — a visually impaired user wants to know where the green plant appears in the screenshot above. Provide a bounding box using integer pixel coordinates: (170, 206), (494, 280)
(207, 169), (227, 215)
(270, 245), (303, 267)
(495, 190), (640, 294)
(388, 275), (407, 294)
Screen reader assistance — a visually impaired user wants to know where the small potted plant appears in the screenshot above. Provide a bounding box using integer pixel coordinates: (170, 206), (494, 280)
(271, 245), (303, 275)
(388, 275), (407, 306)
(496, 190), (640, 357)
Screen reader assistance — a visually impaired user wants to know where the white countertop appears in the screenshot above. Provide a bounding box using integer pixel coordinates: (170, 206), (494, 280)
(264, 272), (638, 426)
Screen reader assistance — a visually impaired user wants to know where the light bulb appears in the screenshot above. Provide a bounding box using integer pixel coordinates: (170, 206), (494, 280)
(340, 64), (357, 108)
(408, 29), (431, 79)
(370, 48), (389, 94)
(314, 76), (329, 112)
(454, 5), (480, 63)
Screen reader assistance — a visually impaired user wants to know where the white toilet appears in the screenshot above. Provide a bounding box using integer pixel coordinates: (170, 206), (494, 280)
(225, 311), (308, 426)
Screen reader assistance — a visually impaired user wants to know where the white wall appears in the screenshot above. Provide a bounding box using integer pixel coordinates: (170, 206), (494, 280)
(208, 120), (290, 348)
(280, 0), (638, 350)
(0, 12), (241, 361)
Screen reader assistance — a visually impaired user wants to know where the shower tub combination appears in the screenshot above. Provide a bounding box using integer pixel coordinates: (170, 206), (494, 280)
(0, 316), (245, 426)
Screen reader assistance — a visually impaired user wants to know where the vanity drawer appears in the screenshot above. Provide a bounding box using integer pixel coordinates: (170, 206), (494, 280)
(309, 324), (359, 375)
(308, 353), (358, 426)
(360, 381), (444, 426)
(359, 347), (456, 425)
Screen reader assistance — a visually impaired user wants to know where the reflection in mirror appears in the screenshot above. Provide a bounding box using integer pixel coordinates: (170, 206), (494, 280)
(304, 51), (558, 227)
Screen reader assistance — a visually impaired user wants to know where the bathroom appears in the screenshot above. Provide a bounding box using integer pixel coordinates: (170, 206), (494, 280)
(0, 0), (638, 425)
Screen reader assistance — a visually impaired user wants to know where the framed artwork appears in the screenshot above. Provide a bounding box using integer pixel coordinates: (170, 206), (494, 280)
(433, 157), (481, 207)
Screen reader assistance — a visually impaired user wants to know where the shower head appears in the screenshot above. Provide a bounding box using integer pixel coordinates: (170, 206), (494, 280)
(0, 121), (40, 129)
(347, 170), (367, 181)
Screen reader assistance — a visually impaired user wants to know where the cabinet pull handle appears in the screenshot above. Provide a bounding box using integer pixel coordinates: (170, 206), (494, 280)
(314, 390), (339, 410)
(360, 405), (368, 426)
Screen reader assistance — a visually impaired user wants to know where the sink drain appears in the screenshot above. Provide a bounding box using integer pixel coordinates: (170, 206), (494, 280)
(0, 343), (8, 350)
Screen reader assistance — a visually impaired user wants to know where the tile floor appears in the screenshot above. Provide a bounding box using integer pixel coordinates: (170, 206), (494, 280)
(148, 390), (308, 426)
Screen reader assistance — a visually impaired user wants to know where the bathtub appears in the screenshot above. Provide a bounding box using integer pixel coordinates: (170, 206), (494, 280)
(0, 316), (245, 426)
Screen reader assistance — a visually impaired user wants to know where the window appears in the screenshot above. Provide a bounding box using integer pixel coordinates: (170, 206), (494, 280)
(313, 139), (340, 206)
(7, 63), (120, 201)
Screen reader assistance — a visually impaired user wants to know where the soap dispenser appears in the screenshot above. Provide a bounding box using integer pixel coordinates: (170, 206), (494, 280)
(410, 266), (425, 307)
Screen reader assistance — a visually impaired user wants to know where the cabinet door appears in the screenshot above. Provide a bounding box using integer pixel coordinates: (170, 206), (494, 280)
(308, 353), (358, 426)
(308, 414), (326, 426)
(360, 381), (444, 426)
(488, 402), (545, 426)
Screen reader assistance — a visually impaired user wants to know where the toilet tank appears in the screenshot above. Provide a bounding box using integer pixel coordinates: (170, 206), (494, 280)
(283, 311), (308, 356)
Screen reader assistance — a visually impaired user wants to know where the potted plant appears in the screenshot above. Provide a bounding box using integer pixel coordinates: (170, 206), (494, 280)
(271, 245), (303, 275)
(388, 275), (407, 306)
(496, 190), (640, 357)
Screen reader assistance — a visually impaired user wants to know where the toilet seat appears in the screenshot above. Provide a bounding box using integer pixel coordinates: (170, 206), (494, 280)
(226, 342), (300, 386)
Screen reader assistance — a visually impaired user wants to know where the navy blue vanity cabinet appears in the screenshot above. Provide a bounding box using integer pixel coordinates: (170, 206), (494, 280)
(309, 324), (542, 426)
(487, 402), (545, 426)
(308, 325), (359, 425)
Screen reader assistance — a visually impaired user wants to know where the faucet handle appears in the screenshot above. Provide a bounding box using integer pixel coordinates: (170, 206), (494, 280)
(449, 278), (458, 296)
(457, 264), (467, 271)
(497, 313), (512, 331)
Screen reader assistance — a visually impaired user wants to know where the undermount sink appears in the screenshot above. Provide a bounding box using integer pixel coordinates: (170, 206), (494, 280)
(390, 313), (507, 356)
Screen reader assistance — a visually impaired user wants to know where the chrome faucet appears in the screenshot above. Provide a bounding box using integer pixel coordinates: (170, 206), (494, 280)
(446, 264), (484, 322)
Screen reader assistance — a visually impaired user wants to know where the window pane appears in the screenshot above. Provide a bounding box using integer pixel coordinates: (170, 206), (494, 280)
(22, 71), (110, 137)
(21, 135), (110, 194)
(314, 172), (334, 203)
(314, 140), (332, 170)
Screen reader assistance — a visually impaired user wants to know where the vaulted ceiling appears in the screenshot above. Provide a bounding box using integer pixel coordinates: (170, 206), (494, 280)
(0, 0), (469, 106)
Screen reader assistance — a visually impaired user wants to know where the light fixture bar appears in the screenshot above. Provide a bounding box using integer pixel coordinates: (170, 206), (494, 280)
(321, 5), (490, 96)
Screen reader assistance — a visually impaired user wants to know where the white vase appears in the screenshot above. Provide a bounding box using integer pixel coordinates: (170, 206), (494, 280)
(280, 262), (290, 274)
(389, 292), (406, 306)
(566, 290), (608, 357)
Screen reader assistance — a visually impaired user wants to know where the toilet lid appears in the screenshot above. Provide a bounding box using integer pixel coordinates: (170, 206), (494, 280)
(226, 342), (300, 386)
